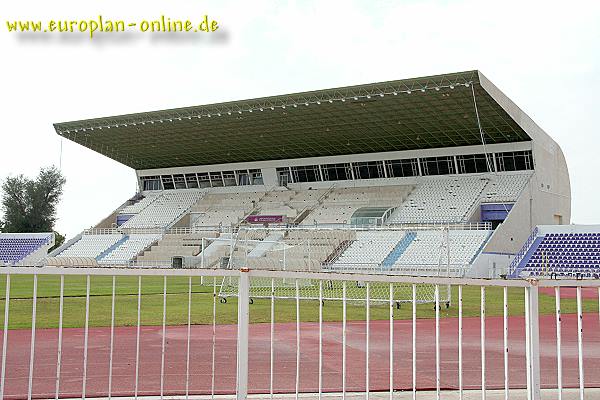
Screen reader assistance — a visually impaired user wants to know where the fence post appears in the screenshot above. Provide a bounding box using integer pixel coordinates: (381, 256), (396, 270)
(525, 284), (541, 400)
(236, 269), (250, 400)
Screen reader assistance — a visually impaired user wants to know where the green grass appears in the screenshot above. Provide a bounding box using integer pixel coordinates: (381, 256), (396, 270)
(0, 275), (596, 329)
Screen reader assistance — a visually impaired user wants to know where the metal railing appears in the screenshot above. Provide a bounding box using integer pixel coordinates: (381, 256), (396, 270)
(324, 262), (469, 277)
(0, 266), (598, 400)
(82, 223), (493, 238)
(128, 259), (173, 268)
(167, 225), (235, 235)
(83, 227), (167, 235)
(386, 221), (492, 230)
(239, 222), (492, 231)
(509, 226), (540, 276)
(82, 228), (121, 235)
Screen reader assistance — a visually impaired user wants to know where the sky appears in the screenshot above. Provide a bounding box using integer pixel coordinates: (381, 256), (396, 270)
(1, 0), (599, 238)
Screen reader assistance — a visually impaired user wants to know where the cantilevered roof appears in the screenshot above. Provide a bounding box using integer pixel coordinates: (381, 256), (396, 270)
(54, 70), (531, 170)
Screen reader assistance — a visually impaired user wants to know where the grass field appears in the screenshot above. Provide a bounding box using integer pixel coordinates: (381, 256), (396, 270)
(0, 275), (597, 329)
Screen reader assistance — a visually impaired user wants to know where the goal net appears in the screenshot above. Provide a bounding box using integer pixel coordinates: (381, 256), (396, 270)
(200, 228), (453, 305)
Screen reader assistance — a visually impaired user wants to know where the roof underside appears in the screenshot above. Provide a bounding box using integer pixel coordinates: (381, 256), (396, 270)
(54, 70), (531, 170)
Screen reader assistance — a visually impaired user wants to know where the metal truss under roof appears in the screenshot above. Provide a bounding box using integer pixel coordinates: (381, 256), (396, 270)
(53, 70), (531, 170)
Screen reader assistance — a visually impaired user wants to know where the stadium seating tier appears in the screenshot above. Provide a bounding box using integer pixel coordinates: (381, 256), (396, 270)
(0, 233), (53, 266)
(517, 231), (600, 278)
(47, 172), (530, 268)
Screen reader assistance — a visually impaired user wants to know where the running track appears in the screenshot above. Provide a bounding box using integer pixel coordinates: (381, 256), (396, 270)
(1, 314), (599, 399)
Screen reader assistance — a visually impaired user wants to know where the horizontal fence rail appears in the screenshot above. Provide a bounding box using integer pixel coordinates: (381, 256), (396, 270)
(0, 267), (598, 400)
(324, 262), (468, 277)
(83, 223), (493, 238)
(179, 222), (494, 233)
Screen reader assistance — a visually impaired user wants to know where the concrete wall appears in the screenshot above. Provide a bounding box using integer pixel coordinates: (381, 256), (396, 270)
(468, 252), (515, 278)
(479, 71), (571, 256)
(537, 224), (600, 235)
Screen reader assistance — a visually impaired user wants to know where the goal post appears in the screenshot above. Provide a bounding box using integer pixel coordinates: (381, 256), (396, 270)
(197, 226), (457, 305)
(217, 276), (451, 305)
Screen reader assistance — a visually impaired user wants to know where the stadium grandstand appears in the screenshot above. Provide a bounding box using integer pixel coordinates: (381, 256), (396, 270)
(0, 232), (54, 267)
(46, 70), (571, 278)
(510, 224), (600, 279)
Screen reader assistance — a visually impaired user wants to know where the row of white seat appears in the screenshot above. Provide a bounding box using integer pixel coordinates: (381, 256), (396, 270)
(334, 231), (404, 265)
(133, 174), (530, 230)
(191, 193), (260, 227)
(256, 189), (325, 220)
(387, 174), (531, 224)
(482, 174), (531, 202)
(119, 192), (160, 215)
(397, 230), (490, 266)
(387, 177), (487, 224)
(121, 191), (204, 229)
(54, 228), (488, 269)
(57, 234), (161, 264)
(58, 234), (123, 258)
(99, 234), (162, 264)
(304, 186), (411, 225)
(332, 230), (491, 270)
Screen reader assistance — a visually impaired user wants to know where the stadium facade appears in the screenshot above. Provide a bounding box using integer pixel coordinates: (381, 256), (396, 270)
(49, 70), (570, 277)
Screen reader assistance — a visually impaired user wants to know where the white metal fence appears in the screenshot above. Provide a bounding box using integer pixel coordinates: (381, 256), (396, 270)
(0, 267), (598, 399)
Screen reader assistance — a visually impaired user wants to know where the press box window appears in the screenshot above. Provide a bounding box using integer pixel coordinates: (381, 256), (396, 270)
(236, 170), (251, 186)
(322, 163), (351, 181)
(198, 172), (211, 188)
(223, 171), (236, 186)
(141, 176), (162, 191)
(185, 174), (199, 188)
(386, 158), (418, 177)
(173, 174), (187, 189)
(249, 169), (263, 185)
(353, 161), (384, 180)
(291, 165), (321, 183)
(276, 167), (292, 185)
(421, 156), (455, 176)
(210, 172), (224, 187)
(161, 175), (175, 190)
(496, 150), (533, 172)
(457, 154), (490, 174)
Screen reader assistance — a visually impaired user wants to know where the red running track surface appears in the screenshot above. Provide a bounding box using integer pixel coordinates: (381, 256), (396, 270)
(539, 287), (599, 299)
(0, 313), (599, 399)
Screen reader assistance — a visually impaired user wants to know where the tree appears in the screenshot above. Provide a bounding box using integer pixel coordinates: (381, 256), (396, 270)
(0, 166), (66, 233)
